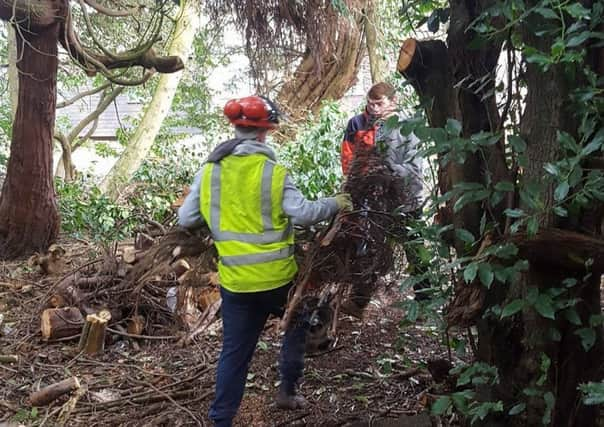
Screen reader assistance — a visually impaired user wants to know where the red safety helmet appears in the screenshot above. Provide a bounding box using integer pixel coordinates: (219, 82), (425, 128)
(223, 95), (280, 129)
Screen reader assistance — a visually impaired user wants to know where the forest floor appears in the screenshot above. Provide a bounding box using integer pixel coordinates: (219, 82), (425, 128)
(0, 237), (461, 427)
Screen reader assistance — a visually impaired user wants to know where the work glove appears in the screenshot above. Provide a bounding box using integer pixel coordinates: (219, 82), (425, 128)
(335, 193), (353, 212)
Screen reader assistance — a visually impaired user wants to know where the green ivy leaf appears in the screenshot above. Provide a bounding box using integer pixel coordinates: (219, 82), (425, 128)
(478, 263), (495, 288)
(575, 328), (596, 351)
(501, 299), (526, 318)
(580, 382), (604, 405)
(431, 396), (452, 415)
(565, 2), (590, 18)
(534, 7), (558, 19)
(567, 31), (592, 48)
(534, 295), (556, 320)
(563, 308), (582, 326)
(494, 181), (515, 192)
(445, 118), (462, 136)
(508, 135), (527, 153)
(553, 206), (568, 217)
(504, 208), (525, 218)
(508, 402), (526, 415)
(554, 181), (570, 201)
(544, 163), (560, 176)
(464, 263), (479, 283)
(455, 228), (476, 244)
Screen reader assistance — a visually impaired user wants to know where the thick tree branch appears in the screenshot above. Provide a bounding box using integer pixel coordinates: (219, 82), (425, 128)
(58, 6), (183, 84)
(81, 0), (139, 17)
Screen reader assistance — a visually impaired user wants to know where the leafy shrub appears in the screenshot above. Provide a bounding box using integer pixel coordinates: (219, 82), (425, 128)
(278, 100), (347, 199)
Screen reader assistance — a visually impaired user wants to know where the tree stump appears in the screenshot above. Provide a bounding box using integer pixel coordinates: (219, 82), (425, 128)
(40, 307), (84, 341)
(78, 310), (111, 355)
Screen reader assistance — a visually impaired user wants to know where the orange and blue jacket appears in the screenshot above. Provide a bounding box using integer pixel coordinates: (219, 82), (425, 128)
(340, 111), (377, 176)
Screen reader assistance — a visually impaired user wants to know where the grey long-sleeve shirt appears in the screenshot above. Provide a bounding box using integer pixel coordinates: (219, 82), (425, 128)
(178, 140), (339, 229)
(377, 122), (425, 212)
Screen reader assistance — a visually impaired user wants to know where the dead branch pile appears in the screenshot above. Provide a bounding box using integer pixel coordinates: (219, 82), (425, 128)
(283, 142), (411, 337)
(39, 227), (219, 350)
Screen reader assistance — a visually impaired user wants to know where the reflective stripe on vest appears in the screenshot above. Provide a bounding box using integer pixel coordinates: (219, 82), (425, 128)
(200, 153), (297, 292)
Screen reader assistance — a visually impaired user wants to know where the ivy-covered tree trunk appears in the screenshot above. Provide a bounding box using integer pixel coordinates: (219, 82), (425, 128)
(399, 0), (603, 425)
(0, 23), (61, 258)
(99, 0), (200, 199)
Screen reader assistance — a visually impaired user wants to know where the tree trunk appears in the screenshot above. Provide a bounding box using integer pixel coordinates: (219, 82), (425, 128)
(398, 0), (604, 423)
(277, 3), (366, 125)
(8, 25), (18, 120)
(0, 23), (60, 259)
(364, 1), (388, 84)
(99, 0), (200, 199)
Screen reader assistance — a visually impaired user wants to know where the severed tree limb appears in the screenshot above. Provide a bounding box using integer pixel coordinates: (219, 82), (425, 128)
(179, 297), (222, 347)
(29, 377), (81, 406)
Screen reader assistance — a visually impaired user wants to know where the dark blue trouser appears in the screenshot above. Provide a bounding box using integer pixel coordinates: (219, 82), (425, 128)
(208, 283), (307, 427)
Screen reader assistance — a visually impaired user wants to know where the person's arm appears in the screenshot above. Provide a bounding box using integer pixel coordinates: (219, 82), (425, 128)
(282, 175), (339, 226)
(385, 131), (423, 180)
(178, 168), (206, 229)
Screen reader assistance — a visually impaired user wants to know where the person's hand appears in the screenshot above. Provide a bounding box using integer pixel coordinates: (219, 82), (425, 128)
(335, 193), (353, 212)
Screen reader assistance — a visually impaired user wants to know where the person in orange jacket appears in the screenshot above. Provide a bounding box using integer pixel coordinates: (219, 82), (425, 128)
(340, 82), (429, 315)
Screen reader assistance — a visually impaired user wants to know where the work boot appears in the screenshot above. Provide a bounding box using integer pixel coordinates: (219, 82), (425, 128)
(339, 299), (364, 319)
(275, 389), (308, 410)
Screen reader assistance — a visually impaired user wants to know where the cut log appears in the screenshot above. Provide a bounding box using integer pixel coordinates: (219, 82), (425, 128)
(397, 38), (417, 73)
(122, 247), (142, 264)
(197, 287), (220, 311)
(0, 355), (19, 363)
(78, 310), (112, 355)
(116, 262), (133, 278)
(178, 270), (218, 288)
(41, 307), (84, 341)
(135, 232), (155, 251)
(172, 246), (182, 259)
(127, 315), (145, 336)
(49, 294), (67, 308)
(27, 244), (66, 275)
(171, 259), (191, 277)
(29, 377), (80, 406)
(176, 286), (201, 330)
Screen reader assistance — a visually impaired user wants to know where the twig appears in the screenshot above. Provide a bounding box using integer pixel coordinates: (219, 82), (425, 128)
(106, 327), (177, 341)
(276, 412), (310, 426)
(144, 381), (202, 426)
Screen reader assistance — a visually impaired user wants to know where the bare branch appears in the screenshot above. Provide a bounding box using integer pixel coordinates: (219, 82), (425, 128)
(81, 0), (140, 17)
(68, 85), (124, 143)
(57, 82), (111, 109)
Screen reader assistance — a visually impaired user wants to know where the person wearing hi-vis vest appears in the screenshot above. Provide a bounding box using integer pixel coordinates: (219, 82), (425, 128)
(178, 95), (353, 427)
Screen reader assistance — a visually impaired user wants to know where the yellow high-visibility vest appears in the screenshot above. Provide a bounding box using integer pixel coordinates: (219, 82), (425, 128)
(200, 153), (297, 292)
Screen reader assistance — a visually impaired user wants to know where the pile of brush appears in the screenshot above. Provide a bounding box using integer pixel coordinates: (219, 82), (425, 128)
(38, 227), (220, 352)
(283, 142), (411, 347)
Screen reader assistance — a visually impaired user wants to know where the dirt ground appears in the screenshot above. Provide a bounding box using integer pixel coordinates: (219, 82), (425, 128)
(0, 239), (459, 427)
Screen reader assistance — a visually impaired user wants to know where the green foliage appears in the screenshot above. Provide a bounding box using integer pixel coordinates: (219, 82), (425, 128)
(278, 100), (346, 199)
(12, 407), (38, 423)
(57, 132), (209, 241)
(579, 381), (604, 405)
(57, 179), (135, 241)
